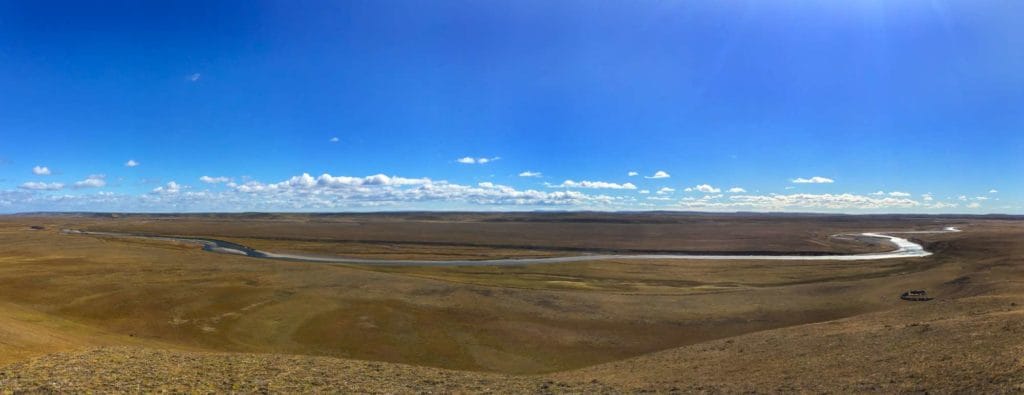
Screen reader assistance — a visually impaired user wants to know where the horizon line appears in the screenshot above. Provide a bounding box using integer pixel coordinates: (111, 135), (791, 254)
(5, 210), (1023, 218)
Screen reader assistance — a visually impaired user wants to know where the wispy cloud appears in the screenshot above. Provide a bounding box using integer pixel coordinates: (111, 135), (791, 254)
(74, 174), (106, 188)
(677, 192), (921, 210)
(684, 184), (720, 193)
(456, 156), (500, 164)
(19, 181), (63, 190)
(554, 180), (637, 190)
(644, 170), (671, 179)
(989, 189), (999, 194)
(329, 137), (339, 143)
(681, 194), (724, 203)
(124, 159), (139, 168)
(152, 181), (183, 194)
(792, 176), (833, 184)
(518, 171), (542, 177)
(888, 191), (911, 197)
(32, 166), (51, 175)
(627, 171), (639, 177)
(199, 176), (230, 184)
(656, 187), (675, 195)
(188, 73), (201, 82)
(727, 187), (746, 193)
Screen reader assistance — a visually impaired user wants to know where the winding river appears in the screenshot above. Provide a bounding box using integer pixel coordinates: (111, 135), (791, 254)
(61, 227), (960, 267)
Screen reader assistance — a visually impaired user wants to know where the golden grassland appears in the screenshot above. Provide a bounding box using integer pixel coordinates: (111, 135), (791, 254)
(0, 213), (1021, 392)
(72, 212), (928, 255)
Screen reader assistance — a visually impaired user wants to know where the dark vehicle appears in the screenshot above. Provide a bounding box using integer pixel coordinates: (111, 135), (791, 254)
(901, 290), (933, 301)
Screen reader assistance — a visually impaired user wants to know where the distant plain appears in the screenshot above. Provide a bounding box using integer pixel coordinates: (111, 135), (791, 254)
(0, 212), (1021, 392)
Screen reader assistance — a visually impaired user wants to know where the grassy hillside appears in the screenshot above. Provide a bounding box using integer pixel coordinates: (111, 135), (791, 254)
(0, 213), (1020, 391)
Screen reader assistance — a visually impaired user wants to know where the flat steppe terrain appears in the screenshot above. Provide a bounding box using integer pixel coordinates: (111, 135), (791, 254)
(0, 212), (1021, 392)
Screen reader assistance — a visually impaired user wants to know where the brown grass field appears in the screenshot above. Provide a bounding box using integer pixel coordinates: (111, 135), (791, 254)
(0, 212), (1021, 392)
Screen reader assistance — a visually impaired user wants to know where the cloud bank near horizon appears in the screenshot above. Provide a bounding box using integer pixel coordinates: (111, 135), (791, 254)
(0, 170), (1007, 214)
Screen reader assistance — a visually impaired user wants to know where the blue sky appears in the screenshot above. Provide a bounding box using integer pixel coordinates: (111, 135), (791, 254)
(0, 1), (1020, 213)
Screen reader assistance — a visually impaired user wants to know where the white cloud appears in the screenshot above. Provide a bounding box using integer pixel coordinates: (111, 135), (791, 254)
(921, 193), (934, 201)
(974, 196), (989, 201)
(644, 170), (671, 179)
(958, 195), (968, 201)
(456, 156), (500, 165)
(676, 192), (921, 211)
(688, 184), (721, 193)
(989, 189), (998, 194)
(349, 174), (429, 186)
(518, 171), (542, 178)
(681, 194), (725, 203)
(329, 137), (340, 143)
(74, 175), (106, 188)
(967, 202), (981, 209)
(656, 187), (675, 195)
(638, 189), (650, 194)
(888, 191), (911, 197)
(32, 166), (52, 175)
(199, 176), (230, 184)
(188, 73), (201, 82)
(870, 191), (885, 196)
(784, 186), (796, 190)
(226, 173), (621, 208)
(1, 173), (988, 213)
(152, 181), (183, 194)
(792, 176), (834, 184)
(231, 173), (432, 193)
(556, 180), (637, 190)
(19, 181), (63, 190)
(124, 160), (139, 168)
(628, 171), (639, 177)
(727, 187), (746, 193)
